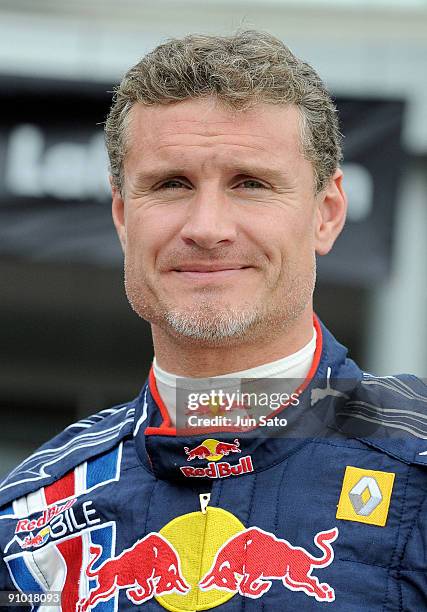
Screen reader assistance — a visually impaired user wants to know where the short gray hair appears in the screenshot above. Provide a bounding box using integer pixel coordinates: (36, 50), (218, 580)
(105, 30), (342, 194)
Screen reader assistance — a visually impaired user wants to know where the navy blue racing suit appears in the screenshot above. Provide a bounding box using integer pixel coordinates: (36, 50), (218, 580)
(0, 318), (426, 611)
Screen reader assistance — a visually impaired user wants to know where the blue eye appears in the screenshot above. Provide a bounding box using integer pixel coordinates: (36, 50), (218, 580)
(159, 180), (188, 190)
(239, 180), (266, 189)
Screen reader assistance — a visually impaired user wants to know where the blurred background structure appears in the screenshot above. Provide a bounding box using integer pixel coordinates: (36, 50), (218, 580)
(0, 0), (426, 478)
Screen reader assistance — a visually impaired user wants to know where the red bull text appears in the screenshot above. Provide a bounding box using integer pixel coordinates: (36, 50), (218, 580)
(180, 456), (253, 479)
(14, 498), (76, 533)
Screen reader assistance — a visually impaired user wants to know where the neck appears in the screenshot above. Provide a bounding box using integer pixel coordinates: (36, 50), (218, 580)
(151, 308), (315, 377)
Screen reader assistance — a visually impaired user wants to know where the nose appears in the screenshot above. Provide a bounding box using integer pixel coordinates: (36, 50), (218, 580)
(179, 186), (237, 249)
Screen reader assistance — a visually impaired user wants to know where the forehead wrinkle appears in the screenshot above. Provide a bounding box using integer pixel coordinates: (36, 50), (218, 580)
(128, 99), (302, 150)
(153, 142), (269, 154)
(127, 103), (304, 178)
(139, 144), (278, 176)
(149, 141), (301, 179)
(154, 126), (276, 136)
(147, 133), (277, 156)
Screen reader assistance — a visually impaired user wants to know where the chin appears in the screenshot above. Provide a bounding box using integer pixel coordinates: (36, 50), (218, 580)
(165, 313), (256, 342)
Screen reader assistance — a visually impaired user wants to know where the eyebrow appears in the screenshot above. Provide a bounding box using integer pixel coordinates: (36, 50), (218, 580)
(231, 165), (290, 184)
(134, 168), (189, 188)
(134, 164), (289, 187)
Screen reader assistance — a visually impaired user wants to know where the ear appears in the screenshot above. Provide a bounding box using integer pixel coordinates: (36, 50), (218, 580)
(110, 176), (126, 253)
(314, 168), (347, 256)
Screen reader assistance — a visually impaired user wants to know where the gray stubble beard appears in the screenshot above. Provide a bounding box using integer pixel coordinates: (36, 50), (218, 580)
(124, 256), (316, 347)
(164, 296), (264, 343)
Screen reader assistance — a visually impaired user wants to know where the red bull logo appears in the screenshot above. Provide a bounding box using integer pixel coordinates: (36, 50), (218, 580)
(76, 533), (190, 611)
(75, 513), (338, 610)
(199, 526), (338, 602)
(184, 443), (212, 461)
(19, 526), (51, 549)
(181, 439), (253, 479)
(211, 439), (242, 457)
(184, 439), (241, 461)
(3, 513), (341, 610)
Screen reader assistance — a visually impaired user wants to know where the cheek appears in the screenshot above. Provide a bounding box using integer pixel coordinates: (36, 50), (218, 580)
(283, 211), (317, 251)
(125, 207), (175, 264)
(250, 216), (308, 261)
(259, 217), (316, 276)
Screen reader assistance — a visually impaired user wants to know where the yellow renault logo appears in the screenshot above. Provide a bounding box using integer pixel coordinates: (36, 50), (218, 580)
(336, 466), (395, 527)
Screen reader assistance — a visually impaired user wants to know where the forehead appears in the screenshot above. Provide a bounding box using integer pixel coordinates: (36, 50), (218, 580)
(124, 98), (304, 168)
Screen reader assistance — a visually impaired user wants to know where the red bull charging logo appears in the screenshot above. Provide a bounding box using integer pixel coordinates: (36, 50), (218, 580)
(199, 526), (338, 602)
(76, 518), (338, 610)
(180, 438), (254, 478)
(77, 533), (190, 611)
(19, 526), (51, 549)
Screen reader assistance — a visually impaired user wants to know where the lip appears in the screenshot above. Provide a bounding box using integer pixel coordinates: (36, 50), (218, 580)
(173, 264), (249, 273)
(172, 267), (251, 281)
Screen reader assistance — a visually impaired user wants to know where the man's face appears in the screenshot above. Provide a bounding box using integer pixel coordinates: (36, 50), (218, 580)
(113, 98), (334, 346)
